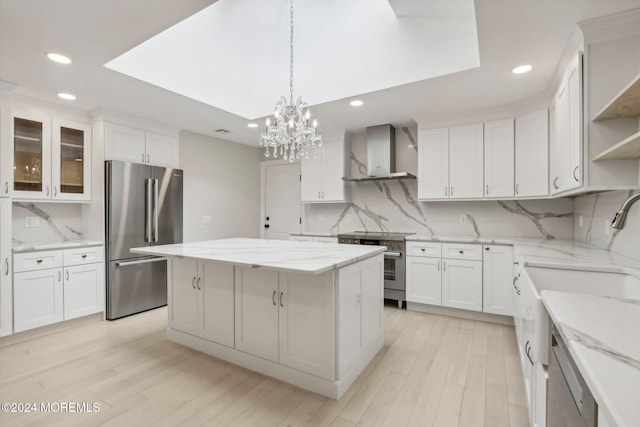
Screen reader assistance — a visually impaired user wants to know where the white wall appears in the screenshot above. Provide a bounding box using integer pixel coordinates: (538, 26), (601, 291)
(574, 190), (640, 260)
(180, 131), (262, 241)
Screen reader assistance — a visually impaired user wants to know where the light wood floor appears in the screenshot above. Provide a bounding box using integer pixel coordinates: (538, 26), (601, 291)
(0, 304), (528, 427)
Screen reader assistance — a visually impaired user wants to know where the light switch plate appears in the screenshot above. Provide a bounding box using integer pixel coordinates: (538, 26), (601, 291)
(459, 215), (467, 225)
(203, 215), (212, 225)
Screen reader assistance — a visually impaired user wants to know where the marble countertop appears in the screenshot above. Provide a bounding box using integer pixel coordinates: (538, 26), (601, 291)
(541, 291), (640, 427)
(289, 232), (337, 238)
(131, 237), (386, 275)
(13, 240), (104, 253)
(407, 234), (640, 278)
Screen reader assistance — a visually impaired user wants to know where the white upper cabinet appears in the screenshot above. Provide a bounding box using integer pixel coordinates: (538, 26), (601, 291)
(449, 123), (484, 198)
(418, 123), (484, 199)
(0, 103), (12, 196)
(12, 110), (52, 200)
(515, 109), (549, 197)
(301, 134), (349, 203)
(550, 52), (583, 194)
(104, 122), (180, 168)
(52, 119), (92, 201)
(484, 119), (515, 198)
(418, 127), (449, 199)
(11, 110), (91, 201)
(104, 122), (145, 164)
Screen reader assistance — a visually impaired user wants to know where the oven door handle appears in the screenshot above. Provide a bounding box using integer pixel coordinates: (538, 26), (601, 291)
(384, 251), (402, 257)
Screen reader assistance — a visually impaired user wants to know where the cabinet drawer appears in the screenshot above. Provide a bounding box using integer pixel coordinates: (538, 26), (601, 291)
(406, 242), (442, 258)
(442, 243), (482, 261)
(13, 250), (63, 273)
(64, 246), (104, 266)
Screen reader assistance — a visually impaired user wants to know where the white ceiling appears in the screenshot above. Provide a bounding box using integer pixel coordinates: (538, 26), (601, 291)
(104, 0), (480, 120)
(1, 0), (640, 147)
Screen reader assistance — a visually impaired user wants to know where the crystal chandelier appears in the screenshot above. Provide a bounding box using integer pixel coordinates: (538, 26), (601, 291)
(259, 0), (322, 161)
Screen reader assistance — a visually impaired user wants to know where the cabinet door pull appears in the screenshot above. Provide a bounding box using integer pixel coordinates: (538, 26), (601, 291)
(573, 165), (579, 182)
(192, 276), (196, 289)
(147, 154), (150, 164)
(513, 276), (519, 290)
(36, 259), (43, 264)
(443, 262), (446, 272)
(279, 291), (284, 307)
(66, 270), (69, 281)
(4, 258), (8, 276)
(458, 250), (464, 254)
(196, 277), (201, 290)
(54, 186), (57, 197)
(437, 261), (440, 271)
(553, 176), (559, 190)
(82, 254), (87, 259)
(272, 290), (277, 306)
(485, 247), (490, 251)
(4, 181), (8, 194)
(46, 186), (50, 196)
(58, 271), (61, 282)
(486, 185), (489, 196)
(444, 186), (448, 197)
(142, 153), (145, 163)
(515, 183), (519, 195)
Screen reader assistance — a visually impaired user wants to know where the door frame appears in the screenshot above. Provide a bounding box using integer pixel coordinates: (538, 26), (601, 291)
(260, 159), (303, 239)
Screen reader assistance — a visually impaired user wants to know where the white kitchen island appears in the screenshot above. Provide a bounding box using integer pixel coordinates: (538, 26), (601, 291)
(131, 238), (385, 399)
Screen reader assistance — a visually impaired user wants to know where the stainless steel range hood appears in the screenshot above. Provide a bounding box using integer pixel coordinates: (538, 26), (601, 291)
(342, 124), (416, 182)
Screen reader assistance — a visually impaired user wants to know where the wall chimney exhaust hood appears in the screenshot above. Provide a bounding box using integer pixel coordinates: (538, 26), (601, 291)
(342, 124), (416, 182)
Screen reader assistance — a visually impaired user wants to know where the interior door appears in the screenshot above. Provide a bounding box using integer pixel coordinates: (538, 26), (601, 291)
(264, 161), (301, 240)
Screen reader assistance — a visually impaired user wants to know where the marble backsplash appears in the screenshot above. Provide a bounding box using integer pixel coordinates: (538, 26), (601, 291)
(12, 202), (84, 245)
(305, 127), (575, 240)
(574, 190), (640, 260)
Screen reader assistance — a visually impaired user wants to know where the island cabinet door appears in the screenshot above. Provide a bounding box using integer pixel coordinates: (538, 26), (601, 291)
(199, 262), (234, 348)
(336, 264), (362, 378)
(234, 268), (279, 363)
(169, 258), (199, 336)
(278, 272), (334, 380)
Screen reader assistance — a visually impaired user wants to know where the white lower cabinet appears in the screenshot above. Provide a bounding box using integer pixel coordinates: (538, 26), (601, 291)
(14, 268), (63, 332)
(13, 246), (104, 333)
(0, 197), (12, 337)
(441, 258), (482, 312)
(170, 258), (234, 347)
(235, 267), (334, 379)
(482, 245), (514, 316)
(406, 242), (442, 305)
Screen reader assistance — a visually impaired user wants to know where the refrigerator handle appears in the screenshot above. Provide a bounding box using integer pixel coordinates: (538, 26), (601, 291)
(145, 178), (152, 243)
(153, 178), (159, 242)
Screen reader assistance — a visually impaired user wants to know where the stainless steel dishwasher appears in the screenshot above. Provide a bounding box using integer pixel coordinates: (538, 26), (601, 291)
(546, 323), (597, 426)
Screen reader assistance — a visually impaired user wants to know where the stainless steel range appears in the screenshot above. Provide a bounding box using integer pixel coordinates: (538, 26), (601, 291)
(337, 231), (413, 308)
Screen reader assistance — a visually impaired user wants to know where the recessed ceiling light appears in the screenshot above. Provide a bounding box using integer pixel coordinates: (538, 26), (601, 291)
(247, 123), (258, 128)
(47, 53), (72, 64)
(512, 64), (532, 74)
(57, 93), (76, 101)
(350, 100), (364, 107)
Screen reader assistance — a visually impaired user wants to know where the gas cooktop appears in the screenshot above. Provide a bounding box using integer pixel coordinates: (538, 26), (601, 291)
(336, 231), (414, 241)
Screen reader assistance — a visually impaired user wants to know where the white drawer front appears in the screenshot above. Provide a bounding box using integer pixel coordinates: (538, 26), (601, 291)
(442, 243), (482, 261)
(14, 250), (64, 273)
(64, 246), (104, 266)
(406, 242), (442, 258)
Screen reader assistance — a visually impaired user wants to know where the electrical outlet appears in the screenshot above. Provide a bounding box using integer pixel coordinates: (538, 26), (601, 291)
(345, 214), (352, 223)
(25, 216), (40, 227)
(578, 215), (583, 228)
(203, 215), (212, 225)
(459, 215), (467, 225)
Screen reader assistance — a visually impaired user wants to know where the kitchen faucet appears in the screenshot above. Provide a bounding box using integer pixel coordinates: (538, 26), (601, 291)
(611, 193), (640, 229)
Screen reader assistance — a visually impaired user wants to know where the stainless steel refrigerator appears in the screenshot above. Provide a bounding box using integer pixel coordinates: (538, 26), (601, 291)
(105, 160), (183, 320)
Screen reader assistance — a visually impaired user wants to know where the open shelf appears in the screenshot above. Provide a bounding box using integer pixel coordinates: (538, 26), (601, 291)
(592, 130), (640, 161)
(593, 73), (640, 121)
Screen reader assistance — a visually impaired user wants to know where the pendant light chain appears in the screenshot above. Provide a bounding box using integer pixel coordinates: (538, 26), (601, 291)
(289, 0), (294, 105)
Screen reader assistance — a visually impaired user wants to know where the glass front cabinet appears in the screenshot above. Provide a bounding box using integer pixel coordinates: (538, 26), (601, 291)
(12, 110), (91, 201)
